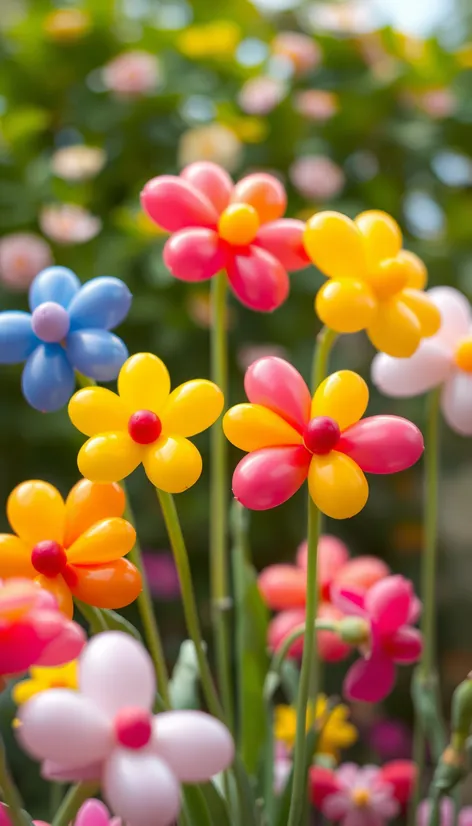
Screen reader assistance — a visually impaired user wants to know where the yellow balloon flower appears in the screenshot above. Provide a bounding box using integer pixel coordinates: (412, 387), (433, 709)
(13, 661), (78, 706)
(68, 353), (224, 493)
(303, 210), (441, 357)
(275, 695), (357, 760)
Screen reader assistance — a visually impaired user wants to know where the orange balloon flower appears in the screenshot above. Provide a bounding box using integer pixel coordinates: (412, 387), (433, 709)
(0, 479), (141, 618)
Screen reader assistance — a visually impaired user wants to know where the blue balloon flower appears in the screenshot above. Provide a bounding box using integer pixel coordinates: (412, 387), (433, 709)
(0, 266), (132, 412)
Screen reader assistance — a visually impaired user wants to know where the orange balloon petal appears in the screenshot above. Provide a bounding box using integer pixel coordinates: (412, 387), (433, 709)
(231, 173), (286, 223)
(68, 559), (142, 609)
(0, 534), (35, 579)
(35, 574), (73, 618)
(66, 518), (136, 565)
(64, 479), (126, 547)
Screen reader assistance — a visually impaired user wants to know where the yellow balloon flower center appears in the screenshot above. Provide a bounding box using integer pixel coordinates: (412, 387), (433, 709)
(31, 540), (67, 578)
(303, 416), (341, 455)
(454, 338), (472, 373)
(218, 203), (260, 246)
(365, 258), (409, 301)
(128, 410), (163, 444)
(352, 788), (371, 808)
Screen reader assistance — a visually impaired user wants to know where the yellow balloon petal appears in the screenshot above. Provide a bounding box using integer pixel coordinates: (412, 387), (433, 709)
(223, 404), (302, 452)
(35, 574), (73, 618)
(367, 298), (422, 357)
(308, 453), (368, 519)
(355, 210), (402, 269)
(66, 518), (136, 565)
(143, 436), (202, 493)
(161, 379), (224, 437)
(7, 481), (65, 547)
(400, 288), (441, 337)
(118, 353), (171, 415)
(12, 679), (40, 706)
(78, 433), (143, 483)
(68, 387), (128, 437)
(312, 371), (369, 431)
(397, 250), (427, 289)
(303, 212), (366, 280)
(315, 278), (377, 333)
(0, 534), (35, 578)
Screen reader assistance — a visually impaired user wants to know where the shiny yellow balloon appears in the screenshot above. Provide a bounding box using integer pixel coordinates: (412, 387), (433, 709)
(7, 481), (65, 548)
(303, 212), (366, 280)
(78, 432), (143, 484)
(161, 379), (224, 437)
(401, 288), (441, 337)
(355, 210), (402, 270)
(308, 452), (369, 519)
(315, 278), (377, 333)
(312, 371), (369, 432)
(68, 387), (128, 437)
(366, 298), (422, 358)
(143, 436), (202, 493)
(223, 403), (302, 452)
(118, 353), (171, 415)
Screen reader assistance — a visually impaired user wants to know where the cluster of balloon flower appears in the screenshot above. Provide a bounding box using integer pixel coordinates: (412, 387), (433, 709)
(1, 162), (472, 826)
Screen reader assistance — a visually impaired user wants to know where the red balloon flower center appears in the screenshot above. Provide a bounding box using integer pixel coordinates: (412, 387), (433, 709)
(128, 410), (162, 444)
(31, 540), (67, 578)
(303, 416), (340, 455)
(114, 707), (153, 749)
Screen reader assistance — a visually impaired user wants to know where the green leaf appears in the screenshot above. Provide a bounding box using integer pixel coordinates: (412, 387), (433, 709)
(169, 640), (200, 709)
(275, 726), (318, 826)
(181, 786), (212, 826)
(100, 609), (143, 641)
(198, 781), (233, 826)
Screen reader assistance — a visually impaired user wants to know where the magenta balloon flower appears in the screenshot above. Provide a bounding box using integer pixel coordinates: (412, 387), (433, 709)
(331, 575), (423, 702)
(141, 162), (309, 312)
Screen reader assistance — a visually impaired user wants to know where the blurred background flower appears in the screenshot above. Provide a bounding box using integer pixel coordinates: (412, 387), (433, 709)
(39, 205), (102, 245)
(142, 551), (181, 601)
(101, 51), (161, 97)
(289, 155), (345, 201)
(0, 234), (52, 291)
(177, 124), (243, 171)
(51, 146), (106, 181)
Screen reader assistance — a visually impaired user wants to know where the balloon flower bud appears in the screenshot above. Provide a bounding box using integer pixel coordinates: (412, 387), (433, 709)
(432, 746), (467, 794)
(451, 677), (472, 742)
(337, 616), (370, 645)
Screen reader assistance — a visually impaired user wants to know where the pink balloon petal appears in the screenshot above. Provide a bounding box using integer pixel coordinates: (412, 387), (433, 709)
(153, 711), (234, 782)
(0, 621), (53, 674)
(227, 246), (289, 312)
(42, 760), (103, 782)
(36, 618), (86, 666)
(371, 342), (452, 399)
(103, 750), (181, 826)
(244, 356), (311, 432)
(163, 229), (225, 282)
(409, 596), (422, 624)
(258, 564), (306, 610)
(428, 286), (471, 349)
(181, 162), (233, 214)
(344, 653), (396, 702)
(330, 585), (366, 617)
(441, 372), (472, 436)
(309, 766), (342, 808)
(254, 219), (310, 271)
(337, 416), (424, 474)
(75, 799), (111, 826)
(365, 576), (413, 636)
(384, 627), (422, 663)
(232, 446), (310, 510)
(140, 176), (218, 232)
(267, 609), (306, 658)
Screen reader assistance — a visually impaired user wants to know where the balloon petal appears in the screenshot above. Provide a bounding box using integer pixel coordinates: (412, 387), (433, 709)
(35, 574), (74, 618)
(64, 479), (125, 547)
(399, 250), (428, 290)
(315, 278), (377, 334)
(231, 173), (286, 223)
(41, 760), (102, 783)
(163, 228), (225, 282)
(140, 176), (218, 232)
(22, 344), (75, 412)
(68, 559), (142, 609)
(154, 710), (234, 781)
(181, 161), (233, 214)
(312, 370), (369, 432)
(0, 312), (38, 364)
(385, 627), (423, 664)
(118, 353), (171, 415)
(355, 210), (402, 269)
(365, 576), (413, 635)
(78, 433), (143, 484)
(223, 403), (302, 451)
(227, 246), (289, 312)
(80, 631), (155, 716)
(29, 266), (80, 311)
(103, 750), (180, 826)
(334, 556), (390, 593)
(371, 342), (452, 398)
(161, 379), (224, 437)
(330, 585), (366, 617)
(0, 534), (35, 578)
(245, 357), (311, 432)
(143, 436), (202, 493)
(258, 564), (306, 610)
(308, 452), (368, 520)
(35, 617), (86, 667)
(68, 277), (132, 331)
(428, 286), (472, 349)
(367, 298), (421, 358)
(67, 330), (128, 382)
(317, 602), (352, 663)
(343, 654), (396, 703)
(7, 480), (65, 547)
(254, 219), (310, 271)
(68, 387), (128, 437)
(400, 288), (441, 338)
(337, 416), (424, 474)
(303, 212), (366, 280)
(268, 608), (306, 658)
(232, 446), (311, 510)
(441, 372), (472, 436)
(67, 518), (136, 564)
(75, 799), (111, 826)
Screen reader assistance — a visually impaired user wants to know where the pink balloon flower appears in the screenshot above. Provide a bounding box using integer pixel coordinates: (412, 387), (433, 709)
(17, 632), (234, 826)
(0, 578), (85, 675)
(223, 358), (424, 518)
(140, 162), (310, 312)
(417, 798), (472, 826)
(310, 762), (409, 825)
(331, 575), (422, 702)
(0, 799), (120, 826)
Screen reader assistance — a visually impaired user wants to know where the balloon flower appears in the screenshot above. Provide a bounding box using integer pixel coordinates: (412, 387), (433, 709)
(303, 210), (441, 357)
(13, 660), (77, 705)
(260, 535), (389, 661)
(141, 161), (309, 312)
(68, 352), (223, 492)
(331, 575), (422, 702)
(0, 578), (85, 675)
(372, 286), (472, 436)
(0, 478), (140, 618)
(0, 266), (131, 411)
(275, 694), (357, 760)
(223, 357), (424, 518)
(17, 631), (234, 826)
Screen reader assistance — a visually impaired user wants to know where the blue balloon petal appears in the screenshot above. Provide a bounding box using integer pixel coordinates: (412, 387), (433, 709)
(68, 277), (132, 331)
(22, 344), (75, 412)
(0, 311), (38, 364)
(29, 266), (81, 311)
(66, 329), (128, 382)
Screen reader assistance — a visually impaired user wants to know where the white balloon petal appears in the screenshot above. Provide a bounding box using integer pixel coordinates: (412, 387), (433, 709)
(427, 287), (471, 349)
(103, 749), (181, 826)
(371, 341), (452, 398)
(441, 371), (472, 435)
(80, 632), (155, 717)
(18, 690), (112, 767)
(154, 711), (234, 782)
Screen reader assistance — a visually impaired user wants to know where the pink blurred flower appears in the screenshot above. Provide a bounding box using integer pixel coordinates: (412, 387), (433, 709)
(75, 799), (121, 826)
(418, 798), (472, 826)
(271, 32), (321, 75)
(0, 804), (48, 826)
(418, 88), (456, 119)
(289, 155), (345, 200)
(39, 204), (102, 245)
(332, 575), (422, 702)
(238, 76), (286, 115)
(274, 741), (292, 794)
(369, 719), (412, 761)
(142, 552), (180, 600)
(294, 90), (338, 122)
(51, 146), (106, 182)
(102, 51), (161, 98)
(314, 764), (400, 825)
(0, 233), (53, 291)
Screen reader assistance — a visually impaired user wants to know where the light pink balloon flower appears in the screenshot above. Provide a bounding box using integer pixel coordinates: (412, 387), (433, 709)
(372, 287), (472, 436)
(311, 763), (400, 826)
(331, 575), (422, 703)
(17, 632), (234, 826)
(141, 162), (310, 312)
(417, 798), (472, 826)
(0, 799), (120, 826)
